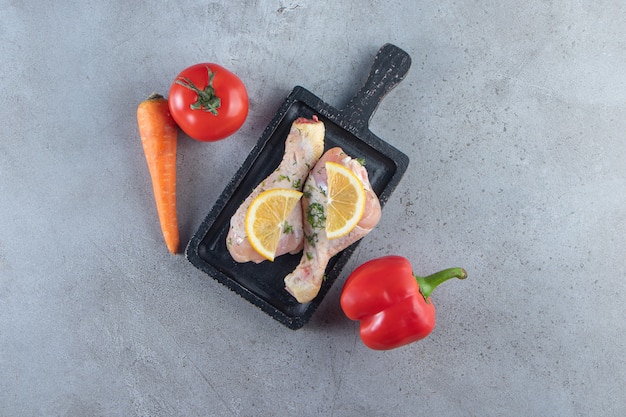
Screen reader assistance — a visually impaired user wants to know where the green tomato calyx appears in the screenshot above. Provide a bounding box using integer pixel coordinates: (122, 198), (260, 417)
(175, 66), (221, 115)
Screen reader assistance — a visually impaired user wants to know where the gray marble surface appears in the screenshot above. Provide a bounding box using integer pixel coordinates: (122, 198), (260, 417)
(1, 1), (625, 416)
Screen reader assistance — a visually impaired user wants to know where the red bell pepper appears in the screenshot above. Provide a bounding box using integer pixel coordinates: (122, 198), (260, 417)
(340, 255), (467, 350)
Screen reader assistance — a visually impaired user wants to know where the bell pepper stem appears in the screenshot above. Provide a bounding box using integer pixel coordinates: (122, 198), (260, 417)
(415, 267), (467, 302)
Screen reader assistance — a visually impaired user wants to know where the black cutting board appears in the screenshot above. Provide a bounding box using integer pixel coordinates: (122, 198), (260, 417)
(186, 43), (411, 329)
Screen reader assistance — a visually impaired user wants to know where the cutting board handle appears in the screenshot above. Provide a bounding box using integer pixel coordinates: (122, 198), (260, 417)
(341, 43), (412, 134)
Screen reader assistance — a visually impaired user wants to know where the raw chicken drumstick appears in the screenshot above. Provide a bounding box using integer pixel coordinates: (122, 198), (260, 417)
(284, 147), (381, 303)
(226, 117), (325, 263)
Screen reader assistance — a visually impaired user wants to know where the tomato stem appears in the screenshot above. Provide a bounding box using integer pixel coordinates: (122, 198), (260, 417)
(175, 67), (221, 115)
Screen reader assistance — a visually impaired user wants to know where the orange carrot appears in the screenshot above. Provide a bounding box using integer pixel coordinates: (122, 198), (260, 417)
(137, 93), (180, 254)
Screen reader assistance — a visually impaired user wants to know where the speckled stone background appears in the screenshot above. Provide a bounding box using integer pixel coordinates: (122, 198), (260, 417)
(1, 1), (625, 416)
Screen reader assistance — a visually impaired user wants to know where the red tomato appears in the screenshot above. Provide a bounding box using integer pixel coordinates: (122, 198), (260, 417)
(168, 63), (249, 142)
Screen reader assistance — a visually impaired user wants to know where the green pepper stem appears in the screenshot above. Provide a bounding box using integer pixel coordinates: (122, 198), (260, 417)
(415, 267), (467, 302)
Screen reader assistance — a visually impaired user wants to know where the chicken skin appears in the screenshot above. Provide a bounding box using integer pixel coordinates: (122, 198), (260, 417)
(284, 147), (381, 303)
(226, 117), (325, 263)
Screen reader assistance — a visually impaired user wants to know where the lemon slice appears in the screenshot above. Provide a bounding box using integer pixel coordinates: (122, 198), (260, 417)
(325, 161), (366, 239)
(245, 188), (303, 261)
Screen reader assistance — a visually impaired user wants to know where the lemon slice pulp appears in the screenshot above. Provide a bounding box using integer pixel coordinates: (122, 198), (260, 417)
(245, 188), (303, 261)
(325, 161), (366, 239)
